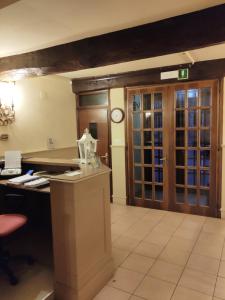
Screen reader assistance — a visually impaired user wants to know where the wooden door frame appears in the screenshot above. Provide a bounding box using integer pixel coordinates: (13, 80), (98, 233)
(216, 78), (224, 218)
(126, 85), (170, 210)
(76, 89), (113, 199)
(126, 79), (222, 217)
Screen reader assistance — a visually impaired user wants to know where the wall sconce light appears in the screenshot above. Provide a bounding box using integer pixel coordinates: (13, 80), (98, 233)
(0, 81), (15, 126)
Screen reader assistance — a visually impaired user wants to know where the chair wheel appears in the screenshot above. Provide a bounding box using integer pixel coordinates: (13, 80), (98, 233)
(10, 276), (18, 285)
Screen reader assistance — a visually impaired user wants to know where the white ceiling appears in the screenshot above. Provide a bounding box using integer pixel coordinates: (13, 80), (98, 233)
(0, 0), (224, 58)
(59, 43), (225, 79)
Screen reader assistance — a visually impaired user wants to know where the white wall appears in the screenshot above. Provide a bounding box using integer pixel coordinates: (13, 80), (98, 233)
(0, 75), (77, 156)
(110, 88), (127, 205)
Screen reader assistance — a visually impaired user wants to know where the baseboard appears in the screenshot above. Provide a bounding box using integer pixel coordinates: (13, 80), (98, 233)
(112, 195), (127, 205)
(220, 208), (225, 219)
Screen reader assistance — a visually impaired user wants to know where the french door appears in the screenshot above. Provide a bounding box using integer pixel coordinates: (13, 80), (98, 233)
(127, 80), (219, 217)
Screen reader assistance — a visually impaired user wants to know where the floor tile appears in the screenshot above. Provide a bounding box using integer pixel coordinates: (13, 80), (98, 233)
(174, 227), (200, 241)
(214, 277), (225, 299)
(111, 222), (133, 236)
(222, 247), (225, 261)
(111, 233), (120, 242)
(121, 253), (155, 274)
(181, 219), (204, 231)
(4, 204), (225, 300)
(166, 236), (195, 252)
(203, 220), (225, 236)
(193, 241), (222, 259)
(148, 259), (183, 284)
(161, 214), (184, 228)
(124, 224), (151, 240)
(152, 223), (177, 236)
(141, 213), (164, 224)
(159, 245), (190, 266)
(184, 214), (206, 223)
(219, 261), (225, 278)
(144, 230), (171, 247)
(187, 253), (220, 275)
(198, 232), (224, 246)
(94, 286), (131, 300)
(113, 236), (140, 251)
(179, 268), (216, 296)
(134, 241), (163, 259)
(108, 267), (144, 293)
(129, 296), (145, 300)
(112, 247), (130, 267)
(171, 286), (212, 300)
(135, 276), (176, 300)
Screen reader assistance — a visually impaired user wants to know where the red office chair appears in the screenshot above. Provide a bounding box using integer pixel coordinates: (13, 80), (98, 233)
(0, 214), (34, 285)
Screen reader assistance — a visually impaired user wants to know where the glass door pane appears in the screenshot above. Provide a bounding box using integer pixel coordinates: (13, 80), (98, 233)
(128, 81), (218, 217)
(130, 89), (166, 207)
(174, 86), (212, 208)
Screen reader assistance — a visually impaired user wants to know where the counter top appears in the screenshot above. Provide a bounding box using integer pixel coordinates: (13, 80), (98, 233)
(1, 157), (111, 187)
(48, 163), (111, 183)
(22, 157), (79, 167)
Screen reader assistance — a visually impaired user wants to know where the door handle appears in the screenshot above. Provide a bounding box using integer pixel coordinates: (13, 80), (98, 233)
(160, 157), (167, 162)
(100, 153), (108, 159)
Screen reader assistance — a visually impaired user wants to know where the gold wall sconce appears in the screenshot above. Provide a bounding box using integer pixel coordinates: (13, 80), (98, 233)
(0, 81), (15, 126)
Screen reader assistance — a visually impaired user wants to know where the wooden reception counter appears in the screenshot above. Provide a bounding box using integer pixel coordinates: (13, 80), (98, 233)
(49, 162), (114, 300)
(3, 158), (114, 300)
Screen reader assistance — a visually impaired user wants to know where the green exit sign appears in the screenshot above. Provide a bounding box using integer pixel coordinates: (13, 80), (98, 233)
(178, 68), (189, 80)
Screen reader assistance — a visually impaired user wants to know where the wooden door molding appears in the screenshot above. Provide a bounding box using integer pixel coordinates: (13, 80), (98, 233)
(127, 86), (169, 210)
(126, 80), (221, 217)
(76, 90), (112, 198)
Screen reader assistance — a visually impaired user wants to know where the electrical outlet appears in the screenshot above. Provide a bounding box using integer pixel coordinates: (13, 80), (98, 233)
(47, 137), (55, 150)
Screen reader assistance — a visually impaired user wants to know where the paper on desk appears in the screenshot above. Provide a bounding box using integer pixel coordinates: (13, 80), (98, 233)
(4, 151), (21, 169)
(65, 170), (82, 176)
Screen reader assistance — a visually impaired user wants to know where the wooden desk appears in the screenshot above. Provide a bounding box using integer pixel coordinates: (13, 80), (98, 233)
(0, 179), (50, 194)
(0, 158), (114, 300)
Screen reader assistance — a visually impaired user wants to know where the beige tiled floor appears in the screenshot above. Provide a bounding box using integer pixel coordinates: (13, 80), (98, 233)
(95, 204), (225, 300)
(2, 204), (225, 300)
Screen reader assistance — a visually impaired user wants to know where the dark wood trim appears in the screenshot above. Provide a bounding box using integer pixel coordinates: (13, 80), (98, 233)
(124, 87), (130, 206)
(217, 79), (224, 217)
(107, 89), (113, 202)
(0, 0), (20, 9)
(126, 80), (220, 217)
(1, 4), (225, 80)
(72, 58), (225, 93)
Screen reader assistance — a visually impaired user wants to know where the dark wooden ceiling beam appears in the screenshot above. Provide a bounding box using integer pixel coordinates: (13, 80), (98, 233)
(0, 0), (21, 10)
(0, 4), (225, 80)
(72, 58), (225, 93)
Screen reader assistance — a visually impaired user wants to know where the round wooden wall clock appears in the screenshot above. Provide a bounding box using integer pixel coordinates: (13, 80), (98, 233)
(110, 108), (125, 123)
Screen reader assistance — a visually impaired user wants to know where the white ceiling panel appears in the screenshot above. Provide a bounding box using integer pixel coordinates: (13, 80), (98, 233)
(59, 43), (225, 79)
(0, 0), (224, 57)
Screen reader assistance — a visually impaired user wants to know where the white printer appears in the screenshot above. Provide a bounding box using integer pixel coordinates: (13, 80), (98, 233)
(0, 151), (22, 176)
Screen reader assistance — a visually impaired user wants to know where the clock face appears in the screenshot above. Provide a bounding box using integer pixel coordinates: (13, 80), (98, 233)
(111, 108), (124, 123)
